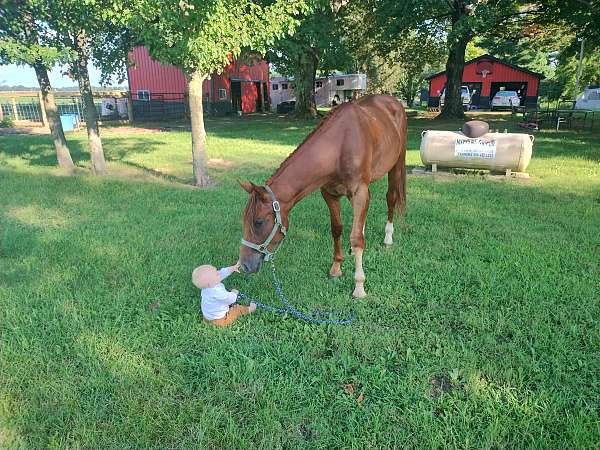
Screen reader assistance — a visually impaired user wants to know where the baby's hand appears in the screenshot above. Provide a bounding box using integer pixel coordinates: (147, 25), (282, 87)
(231, 262), (241, 273)
(231, 289), (239, 294)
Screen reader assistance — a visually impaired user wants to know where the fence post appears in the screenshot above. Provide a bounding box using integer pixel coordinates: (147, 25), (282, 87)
(38, 92), (48, 126)
(127, 91), (134, 124)
(11, 97), (19, 121)
(0, 100), (4, 121)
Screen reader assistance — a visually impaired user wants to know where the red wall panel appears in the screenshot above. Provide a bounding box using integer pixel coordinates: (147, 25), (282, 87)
(127, 46), (269, 112)
(128, 47), (188, 99)
(429, 59), (540, 97)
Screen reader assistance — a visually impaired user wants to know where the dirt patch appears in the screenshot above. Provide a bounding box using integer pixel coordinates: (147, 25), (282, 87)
(208, 158), (234, 168)
(101, 126), (163, 134)
(430, 374), (455, 400)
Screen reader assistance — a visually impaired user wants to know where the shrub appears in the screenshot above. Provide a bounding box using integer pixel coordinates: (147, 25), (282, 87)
(0, 116), (14, 128)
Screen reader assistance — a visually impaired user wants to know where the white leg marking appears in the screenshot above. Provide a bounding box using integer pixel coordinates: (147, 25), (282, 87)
(383, 221), (394, 246)
(352, 247), (366, 298)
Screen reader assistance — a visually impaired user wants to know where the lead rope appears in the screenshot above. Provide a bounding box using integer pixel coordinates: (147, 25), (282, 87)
(237, 244), (355, 325)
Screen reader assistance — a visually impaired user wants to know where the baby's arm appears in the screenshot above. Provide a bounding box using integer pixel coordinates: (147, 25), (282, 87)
(218, 262), (241, 281)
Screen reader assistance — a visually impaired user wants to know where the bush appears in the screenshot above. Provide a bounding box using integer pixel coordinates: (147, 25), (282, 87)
(0, 116), (14, 128)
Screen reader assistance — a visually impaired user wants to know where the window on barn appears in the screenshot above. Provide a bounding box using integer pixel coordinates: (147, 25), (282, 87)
(218, 88), (227, 100)
(272, 84), (279, 90)
(282, 83), (288, 90)
(336, 79), (345, 86)
(137, 90), (150, 101)
(315, 81), (323, 88)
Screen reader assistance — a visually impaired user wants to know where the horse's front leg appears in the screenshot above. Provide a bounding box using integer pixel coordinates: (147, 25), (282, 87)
(321, 189), (343, 277)
(349, 184), (370, 298)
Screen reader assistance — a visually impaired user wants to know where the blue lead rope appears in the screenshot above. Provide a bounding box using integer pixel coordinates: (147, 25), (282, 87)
(237, 256), (354, 325)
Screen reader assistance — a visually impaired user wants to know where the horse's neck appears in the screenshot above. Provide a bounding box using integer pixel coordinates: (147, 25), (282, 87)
(268, 140), (331, 209)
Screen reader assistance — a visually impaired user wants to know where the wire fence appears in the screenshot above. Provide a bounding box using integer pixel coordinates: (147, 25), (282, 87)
(132, 92), (189, 120)
(0, 95), (128, 124)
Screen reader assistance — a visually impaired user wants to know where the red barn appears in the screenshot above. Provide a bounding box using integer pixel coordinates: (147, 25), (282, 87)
(127, 46), (269, 117)
(426, 54), (543, 109)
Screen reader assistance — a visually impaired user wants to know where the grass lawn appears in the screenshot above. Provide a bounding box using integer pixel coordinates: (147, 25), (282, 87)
(1, 112), (599, 448)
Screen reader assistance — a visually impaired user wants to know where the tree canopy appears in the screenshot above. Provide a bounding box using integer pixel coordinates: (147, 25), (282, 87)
(267, 0), (352, 116)
(127, 0), (307, 186)
(353, 0), (541, 117)
(130, 0), (305, 77)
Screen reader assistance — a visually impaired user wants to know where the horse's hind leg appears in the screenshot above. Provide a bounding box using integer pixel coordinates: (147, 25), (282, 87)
(321, 189), (344, 277)
(349, 183), (370, 298)
(384, 156), (406, 246)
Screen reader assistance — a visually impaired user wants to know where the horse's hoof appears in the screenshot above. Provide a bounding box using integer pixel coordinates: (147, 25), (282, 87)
(352, 286), (367, 298)
(329, 270), (343, 278)
(383, 242), (392, 249)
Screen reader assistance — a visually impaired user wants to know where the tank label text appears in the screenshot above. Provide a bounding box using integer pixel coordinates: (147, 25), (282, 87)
(454, 138), (497, 159)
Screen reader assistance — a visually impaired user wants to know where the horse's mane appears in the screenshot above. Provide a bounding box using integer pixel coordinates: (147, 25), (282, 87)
(266, 103), (353, 184)
(243, 188), (260, 238)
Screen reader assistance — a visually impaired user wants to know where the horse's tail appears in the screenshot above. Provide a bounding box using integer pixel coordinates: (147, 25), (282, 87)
(391, 107), (407, 219)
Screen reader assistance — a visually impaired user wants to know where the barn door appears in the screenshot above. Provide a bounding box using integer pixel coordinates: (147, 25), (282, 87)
(231, 81), (242, 112)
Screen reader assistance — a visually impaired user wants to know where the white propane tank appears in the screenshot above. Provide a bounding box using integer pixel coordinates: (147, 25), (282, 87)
(420, 130), (534, 173)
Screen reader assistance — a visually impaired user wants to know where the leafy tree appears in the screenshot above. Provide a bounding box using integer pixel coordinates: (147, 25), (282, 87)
(267, 0), (351, 117)
(340, 2), (444, 107)
(0, 1), (75, 172)
(128, 0), (305, 187)
(553, 43), (600, 99)
(41, 0), (132, 175)
(355, 0), (542, 119)
(541, 0), (600, 43)
(394, 30), (445, 107)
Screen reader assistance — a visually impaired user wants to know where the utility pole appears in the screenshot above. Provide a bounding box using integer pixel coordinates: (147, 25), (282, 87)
(574, 37), (585, 102)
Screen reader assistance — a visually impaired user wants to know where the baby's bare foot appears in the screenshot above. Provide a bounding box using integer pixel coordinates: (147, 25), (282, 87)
(248, 302), (257, 313)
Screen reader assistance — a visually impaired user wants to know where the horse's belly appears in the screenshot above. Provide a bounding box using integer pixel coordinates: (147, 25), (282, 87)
(370, 149), (400, 181)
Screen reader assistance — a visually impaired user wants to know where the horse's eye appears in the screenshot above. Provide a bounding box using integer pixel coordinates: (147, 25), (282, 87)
(254, 219), (265, 228)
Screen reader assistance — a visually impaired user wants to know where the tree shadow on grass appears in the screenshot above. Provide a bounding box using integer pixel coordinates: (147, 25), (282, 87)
(0, 133), (166, 168)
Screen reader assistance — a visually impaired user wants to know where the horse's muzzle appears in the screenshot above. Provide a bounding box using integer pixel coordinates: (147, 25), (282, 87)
(239, 251), (264, 274)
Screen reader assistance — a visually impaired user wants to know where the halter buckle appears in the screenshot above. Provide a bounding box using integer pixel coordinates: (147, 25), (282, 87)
(272, 201), (281, 212)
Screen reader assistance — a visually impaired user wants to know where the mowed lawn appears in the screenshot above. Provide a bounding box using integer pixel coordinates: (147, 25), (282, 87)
(1, 112), (599, 448)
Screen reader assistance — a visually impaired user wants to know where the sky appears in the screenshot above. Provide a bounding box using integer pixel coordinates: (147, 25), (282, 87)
(0, 63), (126, 88)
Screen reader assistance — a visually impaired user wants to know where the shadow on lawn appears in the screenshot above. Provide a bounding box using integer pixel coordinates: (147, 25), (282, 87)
(0, 134), (165, 168)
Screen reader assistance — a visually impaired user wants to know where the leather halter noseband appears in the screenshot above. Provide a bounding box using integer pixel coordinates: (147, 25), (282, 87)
(240, 185), (287, 261)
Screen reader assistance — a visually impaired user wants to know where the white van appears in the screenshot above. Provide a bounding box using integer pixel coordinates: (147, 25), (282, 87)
(440, 86), (472, 110)
(575, 85), (600, 111)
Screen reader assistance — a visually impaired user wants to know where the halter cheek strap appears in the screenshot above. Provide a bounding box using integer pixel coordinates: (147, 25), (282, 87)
(240, 185), (287, 261)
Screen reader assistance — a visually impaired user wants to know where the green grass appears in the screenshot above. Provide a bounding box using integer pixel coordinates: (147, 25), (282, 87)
(1, 112), (599, 448)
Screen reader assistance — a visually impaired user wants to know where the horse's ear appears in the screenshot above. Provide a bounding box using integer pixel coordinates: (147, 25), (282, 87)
(238, 179), (254, 193)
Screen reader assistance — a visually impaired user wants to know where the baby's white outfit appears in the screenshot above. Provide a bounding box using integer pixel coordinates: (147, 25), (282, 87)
(201, 267), (238, 320)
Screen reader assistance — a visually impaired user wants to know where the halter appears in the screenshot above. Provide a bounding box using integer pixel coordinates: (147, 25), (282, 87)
(240, 185), (287, 261)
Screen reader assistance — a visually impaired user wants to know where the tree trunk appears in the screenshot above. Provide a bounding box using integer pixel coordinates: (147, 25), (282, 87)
(438, 1), (471, 120)
(403, 74), (416, 108)
(33, 66), (75, 173)
(188, 70), (211, 187)
(294, 47), (319, 118)
(75, 31), (107, 174)
(438, 34), (469, 119)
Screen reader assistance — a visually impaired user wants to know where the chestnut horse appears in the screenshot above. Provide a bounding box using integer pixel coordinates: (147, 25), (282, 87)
(239, 95), (407, 298)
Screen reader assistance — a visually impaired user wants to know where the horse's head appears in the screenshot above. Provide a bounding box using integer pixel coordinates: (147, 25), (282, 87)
(238, 181), (287, 273)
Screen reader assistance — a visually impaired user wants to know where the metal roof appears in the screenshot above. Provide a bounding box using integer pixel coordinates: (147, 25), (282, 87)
(425, 54), (545, 80)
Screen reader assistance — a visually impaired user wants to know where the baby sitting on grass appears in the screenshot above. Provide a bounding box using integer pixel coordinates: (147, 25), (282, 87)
(192, 262), (256, 326)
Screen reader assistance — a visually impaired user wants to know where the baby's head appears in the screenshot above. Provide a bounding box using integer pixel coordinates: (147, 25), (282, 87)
(192, 265), (221, 289)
